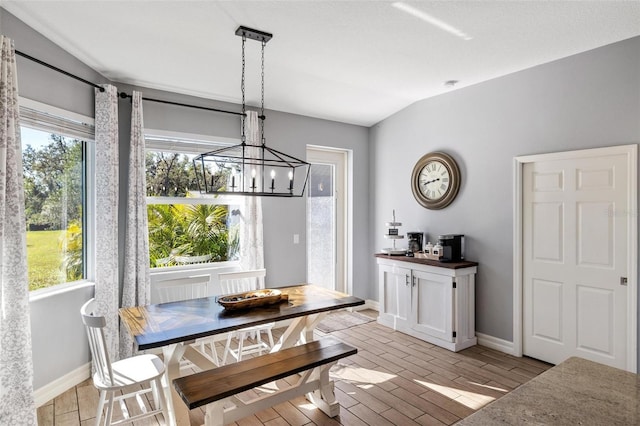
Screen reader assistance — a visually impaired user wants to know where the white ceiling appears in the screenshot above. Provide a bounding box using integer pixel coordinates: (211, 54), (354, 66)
(3, 1), (640, 127)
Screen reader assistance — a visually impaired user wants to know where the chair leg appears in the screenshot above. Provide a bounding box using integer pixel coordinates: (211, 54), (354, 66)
(257, 331), (264, 355)
(267, 328), (274, 348)
(95, 390), (106, 426)
(154, 376), (171, 421)
(151, 379), (160, 409)
(237, 331), (246, 361)
(204, 339), (220, 367)
(104, 391), (115, 426)
(223, 332), (234, 365)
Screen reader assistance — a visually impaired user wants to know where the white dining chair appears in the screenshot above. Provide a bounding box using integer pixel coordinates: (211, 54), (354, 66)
(218, 268), (275, 364)
(155, 275), (220, 367)
(81, 298), (169, 426)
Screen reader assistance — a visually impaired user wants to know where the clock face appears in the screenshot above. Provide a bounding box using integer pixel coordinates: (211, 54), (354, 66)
(418, 160), (450, 200)
(411, 152), (461, 210)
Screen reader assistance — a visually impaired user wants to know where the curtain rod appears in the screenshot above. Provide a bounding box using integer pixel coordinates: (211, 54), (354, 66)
(118, 92), (247, 117)
(16, 50), (247, 118)
(15, 50), (105, 92)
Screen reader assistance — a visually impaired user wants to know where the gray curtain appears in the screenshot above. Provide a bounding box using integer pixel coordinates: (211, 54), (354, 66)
(0, 35), (37, 425)
(240, 111), (264, 271)
(94, 84), (120, 361)
(120, 91), (150, 358)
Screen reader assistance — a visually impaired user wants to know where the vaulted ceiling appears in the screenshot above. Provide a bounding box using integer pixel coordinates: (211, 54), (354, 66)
(3, 1), (640, 126)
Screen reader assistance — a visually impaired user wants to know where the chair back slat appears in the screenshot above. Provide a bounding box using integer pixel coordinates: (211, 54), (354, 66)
(218, 269), (266, 295)
(81, 299), (115, 386)
(156, 275), (211, 303)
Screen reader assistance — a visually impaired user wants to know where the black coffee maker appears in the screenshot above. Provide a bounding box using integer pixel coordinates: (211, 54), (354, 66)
(438, 234), (465, 262)
(406, 232), (424, 253)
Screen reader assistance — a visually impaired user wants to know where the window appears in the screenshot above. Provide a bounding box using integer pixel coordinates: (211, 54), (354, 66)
(145, 133), (240, 268)
(20, 100), (94, 292)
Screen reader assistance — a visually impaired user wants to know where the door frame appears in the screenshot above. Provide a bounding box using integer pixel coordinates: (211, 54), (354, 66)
(306, 145), (350, 295)
(513, 144), (637, 372)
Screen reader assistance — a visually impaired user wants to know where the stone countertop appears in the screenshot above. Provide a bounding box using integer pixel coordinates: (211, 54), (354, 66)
(457, 357), (640, 425)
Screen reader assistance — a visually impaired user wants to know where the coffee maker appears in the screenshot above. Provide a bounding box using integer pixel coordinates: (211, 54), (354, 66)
(438, 234), (465, 262)
(406, 232), (424, 253)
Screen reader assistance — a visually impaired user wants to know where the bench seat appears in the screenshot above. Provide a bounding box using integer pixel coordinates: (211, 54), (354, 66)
(173, 336), (356, 425)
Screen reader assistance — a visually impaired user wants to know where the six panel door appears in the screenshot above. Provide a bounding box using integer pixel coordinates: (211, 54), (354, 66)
(523, 152), (628, 369)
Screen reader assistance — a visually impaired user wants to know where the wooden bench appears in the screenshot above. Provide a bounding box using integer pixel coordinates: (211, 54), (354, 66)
(173, 336), (357, 426)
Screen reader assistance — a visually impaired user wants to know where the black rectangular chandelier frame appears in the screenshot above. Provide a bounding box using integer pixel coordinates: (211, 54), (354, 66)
(193, 26), (310, 198)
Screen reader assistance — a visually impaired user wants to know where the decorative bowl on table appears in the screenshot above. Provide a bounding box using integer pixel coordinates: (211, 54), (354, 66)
(217, 289), (286, 310)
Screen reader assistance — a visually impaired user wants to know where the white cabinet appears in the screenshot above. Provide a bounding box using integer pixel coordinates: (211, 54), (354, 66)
(378, 263), (412, 331)
(376, 255), (477, 352)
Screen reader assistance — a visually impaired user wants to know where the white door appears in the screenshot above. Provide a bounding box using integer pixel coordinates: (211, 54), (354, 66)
(378, 264), (412, 330)
(306, 147), (347, 292)
(522, 148), (633, 370)
(412, 270), (453, 342)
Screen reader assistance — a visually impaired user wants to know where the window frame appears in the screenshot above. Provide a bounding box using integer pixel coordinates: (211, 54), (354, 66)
(144, 129), (242, 271)
(20, 97), (96, 300)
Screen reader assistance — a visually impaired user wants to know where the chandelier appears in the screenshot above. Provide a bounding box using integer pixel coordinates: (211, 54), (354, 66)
(193, 26), (310, 197)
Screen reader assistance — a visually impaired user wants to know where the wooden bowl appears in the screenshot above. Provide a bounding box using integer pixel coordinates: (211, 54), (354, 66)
(217, 289), (285, 310)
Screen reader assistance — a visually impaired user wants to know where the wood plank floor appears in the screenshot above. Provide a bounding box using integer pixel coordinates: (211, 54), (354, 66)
(38, 310), (551, 425)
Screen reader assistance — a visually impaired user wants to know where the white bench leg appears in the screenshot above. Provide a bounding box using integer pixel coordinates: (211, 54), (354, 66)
(204, 400), (225, 426)
(306, 364), (340, 417)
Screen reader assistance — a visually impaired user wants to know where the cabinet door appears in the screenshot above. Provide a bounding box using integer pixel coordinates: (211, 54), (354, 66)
(379, 264), (412, 330)
(411, 270), (454, 342)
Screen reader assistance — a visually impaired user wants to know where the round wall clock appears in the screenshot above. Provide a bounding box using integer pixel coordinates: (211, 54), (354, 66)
(411, 151), (461, 210)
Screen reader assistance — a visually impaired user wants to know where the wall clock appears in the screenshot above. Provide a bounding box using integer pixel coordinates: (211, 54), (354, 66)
(411, 151), (461, 210)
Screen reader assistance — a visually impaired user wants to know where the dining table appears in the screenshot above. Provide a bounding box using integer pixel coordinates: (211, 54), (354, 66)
(119, 284), (364, 426)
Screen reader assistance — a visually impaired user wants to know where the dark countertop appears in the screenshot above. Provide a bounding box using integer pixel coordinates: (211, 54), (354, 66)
(374, 253), (478, 269)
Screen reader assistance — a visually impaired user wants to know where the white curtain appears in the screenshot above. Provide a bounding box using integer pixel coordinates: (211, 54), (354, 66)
(94, 84), (120, 361)
(0, 35), (37, 426)
(120, 91), (150, 358)
(240, 111), (264, 271)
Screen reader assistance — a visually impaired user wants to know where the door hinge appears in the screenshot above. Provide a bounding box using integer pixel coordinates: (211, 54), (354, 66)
(620, 277), (628, 286)
(412, 276), (416, 287)
(452, 281), (457, 289)
(452, 331), (457, 338)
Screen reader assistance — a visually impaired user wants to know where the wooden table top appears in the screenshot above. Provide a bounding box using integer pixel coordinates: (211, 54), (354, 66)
(119, 284), (364, 350)
(375, 253), (478, 269)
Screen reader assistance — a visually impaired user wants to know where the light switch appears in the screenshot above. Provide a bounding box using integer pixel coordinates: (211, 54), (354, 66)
(293, 234), (299, 244)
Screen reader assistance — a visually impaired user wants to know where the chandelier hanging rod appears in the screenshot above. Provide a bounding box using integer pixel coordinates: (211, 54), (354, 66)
(192, 24), (310, 197)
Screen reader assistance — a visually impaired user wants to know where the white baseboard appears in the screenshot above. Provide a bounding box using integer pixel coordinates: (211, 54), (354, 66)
(476, 332), (517, 355)
(351, 299), (378, 312)
(34, 362), (91, 407)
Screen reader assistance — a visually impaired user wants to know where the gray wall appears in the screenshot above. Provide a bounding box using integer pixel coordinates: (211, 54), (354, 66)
(370, 36), (640, 354)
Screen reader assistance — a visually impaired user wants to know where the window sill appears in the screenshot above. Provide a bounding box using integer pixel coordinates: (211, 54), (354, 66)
(29, 280), (94, 302)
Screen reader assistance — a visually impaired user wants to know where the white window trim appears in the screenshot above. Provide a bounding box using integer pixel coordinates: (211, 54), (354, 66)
(19, 97), (96, 296)
(144, 128), (242, 271)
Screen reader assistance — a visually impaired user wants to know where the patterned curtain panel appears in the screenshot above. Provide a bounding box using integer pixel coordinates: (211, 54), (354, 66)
(120, 91), (150, 358)
(240, 111), (265, 271)
(94, 84), (120, 361)
(0, 35), (37, 425)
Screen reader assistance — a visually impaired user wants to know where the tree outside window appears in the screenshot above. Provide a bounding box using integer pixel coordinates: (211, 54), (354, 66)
(22, 128), (85, 291)
(145, 149), (239, 268)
